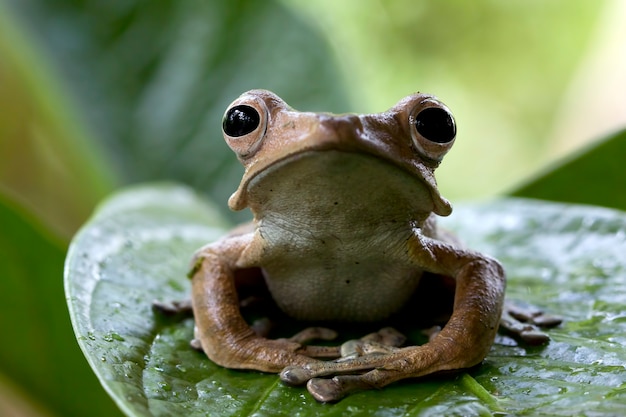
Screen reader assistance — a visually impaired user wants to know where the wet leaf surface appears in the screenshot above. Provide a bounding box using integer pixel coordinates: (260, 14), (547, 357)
(65, 184), (626, 416)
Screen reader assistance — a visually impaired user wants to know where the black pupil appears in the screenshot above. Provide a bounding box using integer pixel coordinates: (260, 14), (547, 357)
(415, 107), (456, 144)
(223, 105), (260, 137)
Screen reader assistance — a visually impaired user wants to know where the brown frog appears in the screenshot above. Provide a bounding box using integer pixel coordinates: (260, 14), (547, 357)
(177, 90), (558, 402)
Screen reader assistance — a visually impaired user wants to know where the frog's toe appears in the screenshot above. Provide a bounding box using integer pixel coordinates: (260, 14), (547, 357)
(280, 365), (316, 386)
(339, 340), (400, 359)
(283, 327), (338, 344)
(190, 338), (203, 351)
(500, 311), (554, 345)
(307, 375), (371, 403)
(361, 327), (406, 346)
(151, 299), (192, 316)
(531, 313), (562, 328)
(518, 329), (551, 345)
(506, 301), (562, 328)
(307, 377), (345, 403)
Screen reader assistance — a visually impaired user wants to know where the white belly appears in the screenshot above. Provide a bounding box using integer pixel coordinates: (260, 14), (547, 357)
(260, 230), (423, 322)
(246, 150), (433, 321)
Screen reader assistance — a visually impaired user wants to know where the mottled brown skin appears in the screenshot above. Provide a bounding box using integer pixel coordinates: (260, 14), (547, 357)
(187, 90), (543, 402)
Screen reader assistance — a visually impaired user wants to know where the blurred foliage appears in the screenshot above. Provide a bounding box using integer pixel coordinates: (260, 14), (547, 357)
(0, 0), (625, 416)
(0, 4), (115, 240)
(285, 0), (611, 199)
(0, 193), (122, 417)
(513, 128), (626, 211)
(3, 0), (350, 232)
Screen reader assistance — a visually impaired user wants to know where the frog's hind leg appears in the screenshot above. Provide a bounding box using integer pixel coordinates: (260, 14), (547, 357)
(283, 341), (464, 403)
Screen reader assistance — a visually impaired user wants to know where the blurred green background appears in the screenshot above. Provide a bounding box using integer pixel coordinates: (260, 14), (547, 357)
(1, 0), (625, 416)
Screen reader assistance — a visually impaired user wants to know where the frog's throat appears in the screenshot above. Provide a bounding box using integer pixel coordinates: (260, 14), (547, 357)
(227, 152), (453, 217)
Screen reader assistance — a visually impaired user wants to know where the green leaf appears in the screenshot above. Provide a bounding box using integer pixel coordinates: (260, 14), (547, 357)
(0, 192), (122, 417)
(511, 129), (626, 212)
(443, 199), (626, 415)
(66, 184), (626, 416)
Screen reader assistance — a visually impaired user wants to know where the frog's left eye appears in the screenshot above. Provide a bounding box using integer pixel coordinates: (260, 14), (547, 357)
(222, 96), (268, 158)
(223, 105), (261, 137)
(410, 99), (456, 161)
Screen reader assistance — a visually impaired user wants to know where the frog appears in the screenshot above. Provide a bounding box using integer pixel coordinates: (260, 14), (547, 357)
(165, 89), (560, 403)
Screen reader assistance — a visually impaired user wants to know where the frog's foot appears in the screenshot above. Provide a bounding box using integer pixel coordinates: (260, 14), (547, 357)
(152, 299), (193, 316)
(279, 327), (342, 359)
(360, 327), (406, 347)
(281, 327), (414, 402)
(281, 339), (472, 403)
(337, 327), (406, 361)
(281, 326), (406, 360)
(500, 301), (562, 345)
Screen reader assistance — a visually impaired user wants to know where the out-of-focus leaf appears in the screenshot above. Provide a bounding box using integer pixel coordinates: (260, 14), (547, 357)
(0, 192), (122, 417)
(0, 3), (116, 239)
(0, 375), (54, 417)
(512, 129), (626, 212)
(5, 0), (350, 222)
(285, 0), (607, 201)
(66, 184), (626, 416)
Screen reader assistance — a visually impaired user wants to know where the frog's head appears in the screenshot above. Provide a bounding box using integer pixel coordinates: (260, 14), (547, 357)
(221, 89), (456, 218)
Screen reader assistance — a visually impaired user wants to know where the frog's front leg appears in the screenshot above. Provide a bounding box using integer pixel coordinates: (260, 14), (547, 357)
(191, 234), (325, 372)
(281, 238), (506, 402)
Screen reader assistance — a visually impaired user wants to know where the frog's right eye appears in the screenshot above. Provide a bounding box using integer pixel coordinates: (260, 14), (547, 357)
(414, 107), (456, 144)
(223, 105), (260, 137)
(222, 96), (268, 158)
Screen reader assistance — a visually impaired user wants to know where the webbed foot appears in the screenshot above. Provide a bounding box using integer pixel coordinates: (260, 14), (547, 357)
(500, 301), (562, 345)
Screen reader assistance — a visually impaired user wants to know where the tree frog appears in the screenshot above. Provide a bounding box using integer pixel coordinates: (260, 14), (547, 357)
(174, 90), (559, 402)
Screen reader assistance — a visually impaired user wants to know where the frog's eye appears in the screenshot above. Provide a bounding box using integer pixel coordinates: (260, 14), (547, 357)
(414, 107), (456, 144)
(222, 96), (268, 158)
(223, 105), (260, 137)
(410, 99), (456, 161)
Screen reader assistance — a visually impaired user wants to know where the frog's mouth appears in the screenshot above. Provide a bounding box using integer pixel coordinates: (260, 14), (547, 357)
(229, 149), (452, 218)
